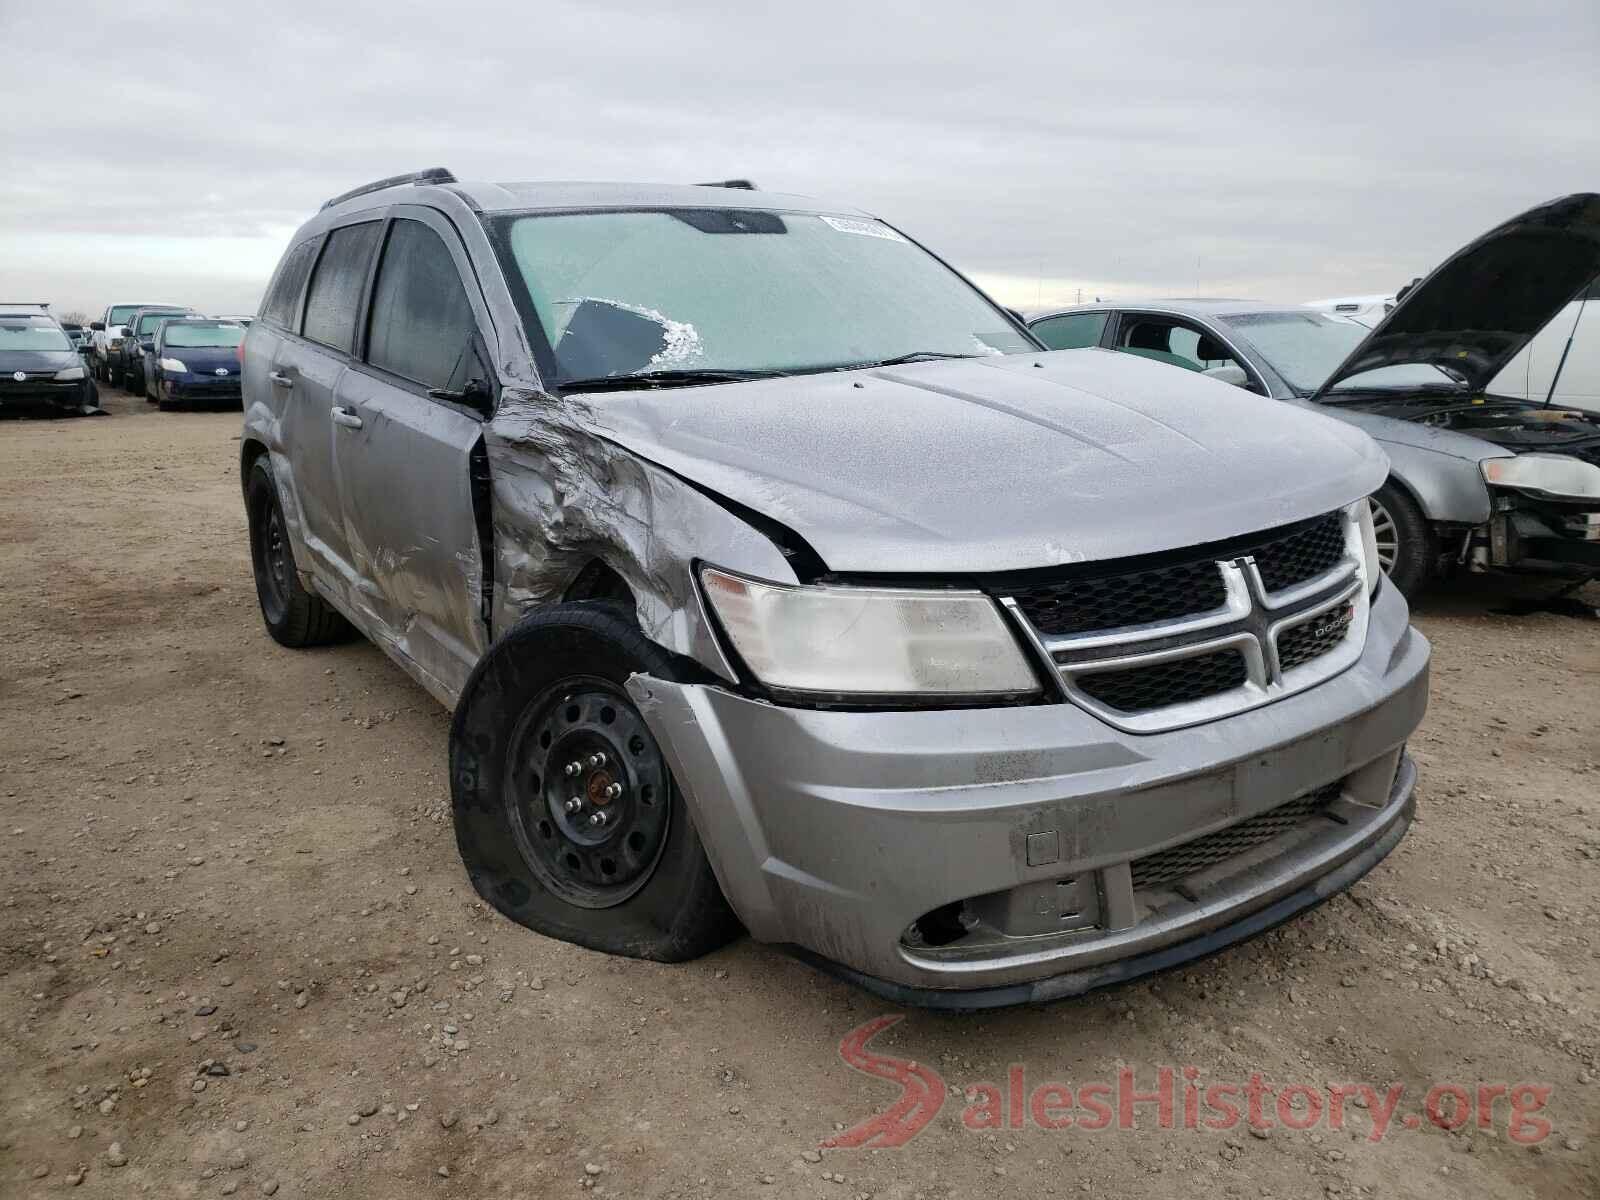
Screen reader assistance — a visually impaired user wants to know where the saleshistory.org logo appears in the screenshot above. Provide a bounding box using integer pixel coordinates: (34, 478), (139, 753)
(821, 1017), (1556, 1148)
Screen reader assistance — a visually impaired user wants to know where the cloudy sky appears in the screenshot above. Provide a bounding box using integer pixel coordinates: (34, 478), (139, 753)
(3, 0), (1596, 319)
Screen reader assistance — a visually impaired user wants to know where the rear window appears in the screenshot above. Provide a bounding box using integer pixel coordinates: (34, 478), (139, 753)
(261, 240), (318, 330)
(302, 223), (382, 352)
(0, 316), (71, 351)
(164, 322), (246, 349)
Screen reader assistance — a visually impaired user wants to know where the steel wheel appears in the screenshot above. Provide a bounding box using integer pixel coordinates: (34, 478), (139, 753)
(1368, 496), (1400, 576)
(254, 502), (292, 623)
(504, 679), (672, 909)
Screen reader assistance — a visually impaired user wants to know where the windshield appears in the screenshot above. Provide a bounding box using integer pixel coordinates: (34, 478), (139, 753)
(0, 317), (71, 351)
(137, 311), (188, 335)
(164, 321), (245, 348)
(108, 305), (147, 325)
(491, 209), (1032, 385)
(1219, 311), (1459, 395)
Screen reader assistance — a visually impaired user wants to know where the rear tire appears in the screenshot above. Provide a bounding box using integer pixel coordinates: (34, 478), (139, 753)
(1369, 481), (1434, 600)
(245, 457), (351, 647)
(451, 603), (740, 962)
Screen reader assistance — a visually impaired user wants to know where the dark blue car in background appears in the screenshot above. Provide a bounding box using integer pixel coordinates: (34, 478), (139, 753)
(144, 318), (247, 410)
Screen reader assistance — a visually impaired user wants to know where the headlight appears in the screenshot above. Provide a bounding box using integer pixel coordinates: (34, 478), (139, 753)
(699, 566), (1040, 697)
(1482, 454), (1600, 502)
(53, 366), (85, 381)
(1354, 500), (1382, 595)
(159, 357), (189, 374)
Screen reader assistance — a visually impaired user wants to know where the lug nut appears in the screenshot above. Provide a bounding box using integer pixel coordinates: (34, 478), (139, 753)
(587, 752), (607, 768)
(604, 782), (623, 800)
(564, 798), (582, 814)
(588, 811), (608, 828)
(564, 761), (581, 777)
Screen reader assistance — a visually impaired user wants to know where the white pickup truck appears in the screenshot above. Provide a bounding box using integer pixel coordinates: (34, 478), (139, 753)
(90, 302), (182, 387)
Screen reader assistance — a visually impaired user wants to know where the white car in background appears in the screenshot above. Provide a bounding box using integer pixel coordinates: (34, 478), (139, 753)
(1307, 277), (1599, 414)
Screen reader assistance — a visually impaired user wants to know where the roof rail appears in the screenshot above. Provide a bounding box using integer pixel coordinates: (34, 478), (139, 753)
(0, 301), (50, 309)
(695, 179), (757, 190)
(321, 167), (457, 211)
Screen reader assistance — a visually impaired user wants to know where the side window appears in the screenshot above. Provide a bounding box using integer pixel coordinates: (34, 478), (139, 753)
(1031, 312), (1107, 350)
(301, 223), (382, 353)
(261, 239), (318, 330)
(365, 218), (479, 391)
(1116, 315), (1256, 388)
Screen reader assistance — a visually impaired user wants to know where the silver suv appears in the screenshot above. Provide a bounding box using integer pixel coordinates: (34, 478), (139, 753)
(241, 170), (1428, 1007)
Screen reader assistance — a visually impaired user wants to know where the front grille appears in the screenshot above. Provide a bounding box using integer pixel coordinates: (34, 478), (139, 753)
(1009, 558), (1227, 636)
(1076, 648), (1247, 712)
(1277, 604), (1354, 672)
(1131, 782), (1341, 891)
(1241, 511), (1346, 593)
(1004, 512), (1346, 638)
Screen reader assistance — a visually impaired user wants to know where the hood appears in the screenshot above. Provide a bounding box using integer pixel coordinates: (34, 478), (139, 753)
(1311, 193), (1600, 401)
(584, 351), (1387, 574)
(0, 348), (79, 372)
(165, 346), (240, 374)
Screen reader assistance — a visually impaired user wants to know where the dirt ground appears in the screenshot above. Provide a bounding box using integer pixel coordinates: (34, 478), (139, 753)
(1, 388), (1596, 1199)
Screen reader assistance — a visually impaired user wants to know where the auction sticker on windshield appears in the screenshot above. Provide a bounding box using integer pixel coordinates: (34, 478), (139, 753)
(820, 215), (908, 242)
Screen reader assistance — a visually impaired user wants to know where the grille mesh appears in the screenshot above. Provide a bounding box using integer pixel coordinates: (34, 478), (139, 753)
(1005, 512), (1345, 638)
(1277, 605), (1353, 672)
(1131, 783), (1341, 891)
(1009, 559), (1227, 637)
(1243, 512), (1346, 593)
(1075, 648), (1246, 712)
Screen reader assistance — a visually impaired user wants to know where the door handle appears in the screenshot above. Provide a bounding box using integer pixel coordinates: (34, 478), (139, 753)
(331, 406), (364, 430)
(269, 371), (293, 388)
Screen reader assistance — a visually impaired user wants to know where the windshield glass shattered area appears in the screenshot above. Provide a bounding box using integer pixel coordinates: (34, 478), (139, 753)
(1221, 311), (1459, 394)
(0, 317), (71, 351)
(493, 209), (1032, 385)
(163, 322), (245, 348)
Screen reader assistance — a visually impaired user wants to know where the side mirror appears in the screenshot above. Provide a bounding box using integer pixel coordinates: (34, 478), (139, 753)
(1202, 364), (1251, 389)
(428, 377), (495, 417)
(90, 321), (105, 331)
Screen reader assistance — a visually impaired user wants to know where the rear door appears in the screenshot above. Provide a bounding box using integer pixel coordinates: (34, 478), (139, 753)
(274, 220), (383, 592)
(330, 208), (493, 694)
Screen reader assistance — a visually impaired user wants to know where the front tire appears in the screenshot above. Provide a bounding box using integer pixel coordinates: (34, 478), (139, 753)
(451, 603), (739, 962)
(1369, 481), (1434, 600)
(245, 457), (351, 646)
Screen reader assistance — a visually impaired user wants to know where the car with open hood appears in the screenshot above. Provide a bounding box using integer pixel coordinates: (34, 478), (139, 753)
(0, 310), (102, 417)
(239, 170), (1427, 1007)
(1028, 194), (1600, 597)
(144, 317), (246, 409)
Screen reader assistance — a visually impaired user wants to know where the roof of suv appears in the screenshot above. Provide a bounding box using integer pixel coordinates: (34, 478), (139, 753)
(325, 178), (870, 219)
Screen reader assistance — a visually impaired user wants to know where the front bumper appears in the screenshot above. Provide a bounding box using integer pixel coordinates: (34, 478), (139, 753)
(164, 376), (243, 403)
(0, 380), (99, 416)
(629, 579), (1429, 1000)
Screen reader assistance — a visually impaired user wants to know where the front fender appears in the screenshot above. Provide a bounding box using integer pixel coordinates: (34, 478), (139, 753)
(1380, 440), (1493, 524)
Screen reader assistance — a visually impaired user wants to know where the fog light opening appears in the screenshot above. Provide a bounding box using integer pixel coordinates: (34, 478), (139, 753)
(904, 900), (975, 948)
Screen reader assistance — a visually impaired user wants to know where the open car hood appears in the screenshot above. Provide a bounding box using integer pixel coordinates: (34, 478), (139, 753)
(1310, 193), (1600, 401)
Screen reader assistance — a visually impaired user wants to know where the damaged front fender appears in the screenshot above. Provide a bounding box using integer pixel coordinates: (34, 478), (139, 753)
(484, 386), (799, 684)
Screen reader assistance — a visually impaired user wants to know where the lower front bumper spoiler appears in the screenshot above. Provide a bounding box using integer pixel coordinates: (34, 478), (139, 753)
(794, 757), (1415, 1010)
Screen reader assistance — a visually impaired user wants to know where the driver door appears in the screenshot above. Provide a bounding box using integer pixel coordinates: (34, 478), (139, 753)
(330, 208), (494, 700)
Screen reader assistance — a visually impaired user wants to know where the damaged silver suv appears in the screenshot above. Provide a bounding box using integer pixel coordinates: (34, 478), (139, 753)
(241, 170), (1429, 1007)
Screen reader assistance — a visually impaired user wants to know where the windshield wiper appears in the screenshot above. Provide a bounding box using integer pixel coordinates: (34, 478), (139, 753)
(1315, 382), (1471, 404)
(837, 350), (985, 370)
(558, 368), (788, 393)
